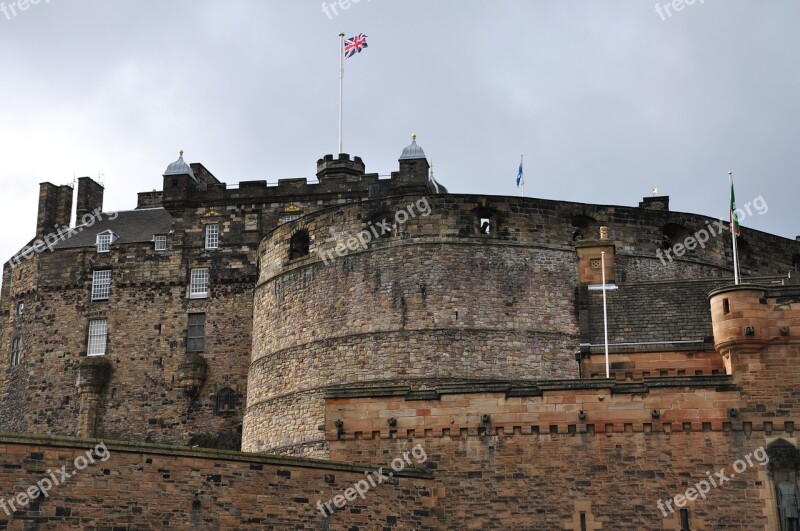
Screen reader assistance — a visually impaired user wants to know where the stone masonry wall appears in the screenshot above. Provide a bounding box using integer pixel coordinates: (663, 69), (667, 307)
(0, 433), (434, 530)
(326, 384), (781, 530)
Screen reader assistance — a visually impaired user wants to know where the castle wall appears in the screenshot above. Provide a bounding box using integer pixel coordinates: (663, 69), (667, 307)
(0, 240), (255, 447)
(244, 194), (799, 456)
(0, 434), (434, 530)
(324, 383), (780, 529)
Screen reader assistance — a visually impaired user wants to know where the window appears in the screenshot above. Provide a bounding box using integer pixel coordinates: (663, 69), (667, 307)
(289, 230), (310, 260)
(580, 512), (587, 531)
(96, 233), (112, 253)
(187, 313), (205, 352)
(154, 235), (167, 251)
(91, 270), (112, 301)
(189, 268), (209, 299)
(87, 319), (108, 356)
(16, 301), (23, 316)
(679, 508), (690, 531)
(279, 213), (301, 225)
(472, 207), (496, 236)
(216, 388), (237, 414)
(205, 224), (219, 249)
(10, 337), (21, 367)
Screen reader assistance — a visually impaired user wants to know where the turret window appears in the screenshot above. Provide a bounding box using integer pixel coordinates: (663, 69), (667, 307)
(10, 337), (21, 367)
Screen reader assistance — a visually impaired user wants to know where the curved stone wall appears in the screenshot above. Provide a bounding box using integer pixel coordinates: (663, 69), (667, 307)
(242, 194), (800, 455)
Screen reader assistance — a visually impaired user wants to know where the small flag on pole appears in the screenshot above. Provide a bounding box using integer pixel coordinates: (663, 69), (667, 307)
(516, 157), (524, 187)
(729, 176), (741, 236)
(728, 170), (741, 285)
(344, 33), (368, 58)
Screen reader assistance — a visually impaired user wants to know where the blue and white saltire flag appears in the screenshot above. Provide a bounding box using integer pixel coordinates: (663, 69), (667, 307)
(516, 157), (524, 187)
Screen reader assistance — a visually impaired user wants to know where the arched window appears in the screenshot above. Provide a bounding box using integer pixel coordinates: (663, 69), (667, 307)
(215, 388), (237, 415)
(289, 230), (310, 260)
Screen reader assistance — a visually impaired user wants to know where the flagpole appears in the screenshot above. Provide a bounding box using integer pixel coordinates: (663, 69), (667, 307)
(338, 32), (345, 154)
(601, 251), (610, 379)
(729, 171), (740, 285)
(520, 154), (524, 197)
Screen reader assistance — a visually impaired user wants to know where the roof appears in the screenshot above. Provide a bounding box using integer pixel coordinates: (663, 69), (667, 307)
(163, 152), (196, 181)
(52, 208), (173, 250)
(586, 279), (730, 345)
(399, 136), (426, 160)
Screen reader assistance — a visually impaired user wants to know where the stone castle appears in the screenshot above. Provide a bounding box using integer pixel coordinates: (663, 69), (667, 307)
(1, 137), (800, 529)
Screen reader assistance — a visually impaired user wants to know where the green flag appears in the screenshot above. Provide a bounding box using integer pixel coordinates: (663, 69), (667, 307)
(729, 179), (741, 236)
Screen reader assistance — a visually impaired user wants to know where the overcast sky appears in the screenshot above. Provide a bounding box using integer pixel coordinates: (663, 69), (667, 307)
(1, 0), (798, 277)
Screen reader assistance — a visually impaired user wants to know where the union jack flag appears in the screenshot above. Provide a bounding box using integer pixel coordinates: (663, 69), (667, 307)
(344, 33), (368, 58)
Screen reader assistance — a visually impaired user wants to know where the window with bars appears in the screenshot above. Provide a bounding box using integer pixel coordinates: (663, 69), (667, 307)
(189, 268), (209, 299)
(154, 235), (167, 251)
(92, 270), (112, 301)
(10, 337), (21, 366)
(96, 233), (112, 253)
(87, 320), (108, 356)
(187, 313), (205, 353)
(205, 224), (219, 249)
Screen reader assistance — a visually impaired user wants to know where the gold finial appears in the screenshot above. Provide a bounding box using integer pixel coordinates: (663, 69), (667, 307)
(412, 133), (417, 140)
(179, 149), (184, 157)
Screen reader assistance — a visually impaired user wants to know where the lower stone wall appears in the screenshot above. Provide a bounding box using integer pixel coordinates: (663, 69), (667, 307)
(325, 383), (787, 529)
(330, 430), (773, 530)
(0, 434), (434, 530)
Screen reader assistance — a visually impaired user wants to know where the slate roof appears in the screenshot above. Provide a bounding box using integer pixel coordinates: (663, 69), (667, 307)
(52, 208), (173, 250)
(586, 279), (730, 345)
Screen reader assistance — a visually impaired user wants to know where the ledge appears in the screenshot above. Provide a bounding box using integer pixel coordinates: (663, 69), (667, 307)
(0, 432), (433, 479)
(324, 375), (738, 400)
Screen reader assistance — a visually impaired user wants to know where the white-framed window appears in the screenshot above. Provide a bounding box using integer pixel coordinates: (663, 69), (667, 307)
(205, 224), (219, 249)
(10, 337), (21, 366)
(96, 233), (112, 253)
(154, 235), (167, 251)
(87, 319), (108, 356)
(91, 270), (112, 301)
(189, 268), (209, 299)
(279, 213), (301, 225)
(16, 301), (24, 316)
(187, 313), (206, 352)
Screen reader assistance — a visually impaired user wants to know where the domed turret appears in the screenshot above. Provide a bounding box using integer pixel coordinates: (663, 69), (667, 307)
(399, 134), (426, 160)
(163, 149), (196, 181)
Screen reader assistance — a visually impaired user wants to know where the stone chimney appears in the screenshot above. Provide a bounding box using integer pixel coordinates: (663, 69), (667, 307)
(75, 176), (104, 225)
(36, 182), (73, 237)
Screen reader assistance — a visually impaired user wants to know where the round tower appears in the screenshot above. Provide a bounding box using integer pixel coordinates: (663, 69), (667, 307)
(242, 194), (584, 456)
